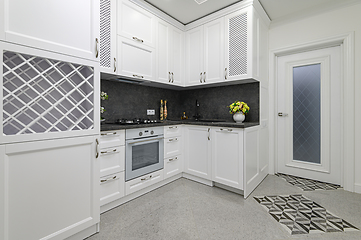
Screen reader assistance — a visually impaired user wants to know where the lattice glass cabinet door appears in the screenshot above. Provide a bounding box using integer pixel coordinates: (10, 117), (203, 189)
(1, 43), (100, 143)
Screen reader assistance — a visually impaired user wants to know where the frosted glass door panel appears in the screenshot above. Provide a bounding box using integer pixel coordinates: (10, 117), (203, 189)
(293, 64), (321, 164)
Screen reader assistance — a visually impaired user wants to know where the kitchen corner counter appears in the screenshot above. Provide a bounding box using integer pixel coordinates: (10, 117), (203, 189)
(100, 120), (259, 131)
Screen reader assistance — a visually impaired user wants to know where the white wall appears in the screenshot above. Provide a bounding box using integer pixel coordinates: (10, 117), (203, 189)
(268, 2), (361, 193)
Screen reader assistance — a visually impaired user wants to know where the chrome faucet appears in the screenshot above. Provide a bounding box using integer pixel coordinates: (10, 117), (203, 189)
(194, 100), (201, 120)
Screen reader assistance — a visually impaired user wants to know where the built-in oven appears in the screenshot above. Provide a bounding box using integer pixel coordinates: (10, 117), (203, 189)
(125, 126), (164, 181)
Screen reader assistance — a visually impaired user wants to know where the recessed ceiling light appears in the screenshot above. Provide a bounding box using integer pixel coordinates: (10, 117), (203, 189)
(194, 0), (208, 5)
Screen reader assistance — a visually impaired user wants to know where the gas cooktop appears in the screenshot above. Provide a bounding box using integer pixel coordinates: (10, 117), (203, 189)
(115, 118), (161, 125)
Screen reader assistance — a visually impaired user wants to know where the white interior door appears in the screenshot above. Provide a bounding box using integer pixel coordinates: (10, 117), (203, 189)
(277, 46), (342, 185)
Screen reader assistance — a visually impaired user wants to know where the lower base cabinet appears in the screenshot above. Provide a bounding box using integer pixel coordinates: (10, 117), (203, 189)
(212, 128), (244, 189)
(0, 136), (99, 240)
(100, 172), (125, 206)
(164, 155), (183, 179)
(125, 169), (164, 195)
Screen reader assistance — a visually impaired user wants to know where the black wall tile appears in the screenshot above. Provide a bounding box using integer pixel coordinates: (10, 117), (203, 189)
(101, 79), (259, 123)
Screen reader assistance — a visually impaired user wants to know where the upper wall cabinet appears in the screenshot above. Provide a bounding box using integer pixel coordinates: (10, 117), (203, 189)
(118, 0), (156, 48)
(225, 6), (268, 82)
(100, 0), (117, 74)
(0, 0), (100, 61)
(185, 18), (225, 86)
(156, 20), (184, 86)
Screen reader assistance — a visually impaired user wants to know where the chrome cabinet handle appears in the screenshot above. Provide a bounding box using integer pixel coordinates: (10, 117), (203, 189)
(203, 72), (206, 82)
(225, 68), (227, 79)
(114, 57), (117, 72)
(129, 137), (164, 145)
(132, 36), (144, 43)
(169, 157), (178, 162)
(141, 175), (152, 181)
(169, 138), (178, 142)
(100, 149), (117, 154)
(278, 112), (289, 117)
(220, 128), (233, 132)
(96, 139), (99, 158)
(200, 72), (203, 83)
(101, 132), (117, 136)
(169, 72), (171, 82)
(172, 72), (174, 83)
(169, 126), (178, 129)
(208, 128), (211, 140)
(100, 175), (118, 183)
(133, 74), (144, 79)
(95, 38), (99, 58)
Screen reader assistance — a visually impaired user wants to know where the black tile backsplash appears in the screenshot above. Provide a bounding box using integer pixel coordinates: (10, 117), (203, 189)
(101, 79), (259, 123)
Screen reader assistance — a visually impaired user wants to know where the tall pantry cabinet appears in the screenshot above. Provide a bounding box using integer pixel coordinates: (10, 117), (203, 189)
(0, 1), (101, 240)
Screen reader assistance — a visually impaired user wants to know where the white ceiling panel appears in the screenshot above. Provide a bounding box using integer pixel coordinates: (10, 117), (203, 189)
(144, 0), (242, 24)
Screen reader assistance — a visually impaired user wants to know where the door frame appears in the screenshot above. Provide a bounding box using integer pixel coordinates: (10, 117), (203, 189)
(269, 32), (355, 191)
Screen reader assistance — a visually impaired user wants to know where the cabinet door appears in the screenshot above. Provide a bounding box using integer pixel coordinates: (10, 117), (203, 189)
(156, 20), (171, 83)
(117, 36), (155, 80)
(0, 42), (100, 145)
(100, 0), (117, 74)
(212, 128), (244, 189)
(185, 26), (204, 86)
(204, 18), (225, 84)
(170, 26), (184, 86)
(225, 8), (251, 81)
(1, 0), (100, 61)
(0, 136), (99, 240)
(184, 126), (212, 180)
(118, 0), (155, 48)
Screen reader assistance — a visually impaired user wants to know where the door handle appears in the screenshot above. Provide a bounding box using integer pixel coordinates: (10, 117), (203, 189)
(200, 72), (203, 83)
(278, 112), (288, 117)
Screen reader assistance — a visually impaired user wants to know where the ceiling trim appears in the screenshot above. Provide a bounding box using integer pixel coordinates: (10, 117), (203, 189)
(130, 0), (186, 30)
(269, 0), (361, 28)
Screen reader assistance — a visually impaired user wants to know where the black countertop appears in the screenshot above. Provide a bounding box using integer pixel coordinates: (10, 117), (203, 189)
(100, 120), (259, 131)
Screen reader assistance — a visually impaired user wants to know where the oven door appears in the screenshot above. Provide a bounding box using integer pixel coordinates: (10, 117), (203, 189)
(125, 136), (164, 181)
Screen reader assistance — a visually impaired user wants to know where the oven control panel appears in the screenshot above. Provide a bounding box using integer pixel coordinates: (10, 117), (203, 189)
(126, 126), (164, 140)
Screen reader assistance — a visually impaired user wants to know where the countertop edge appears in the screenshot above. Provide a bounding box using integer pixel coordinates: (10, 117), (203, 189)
(100, 121), (259, 131)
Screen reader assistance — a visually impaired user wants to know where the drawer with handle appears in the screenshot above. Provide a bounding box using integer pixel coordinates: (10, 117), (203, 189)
(125, 169), (164, 195)
(100, 146), (125, 177)
(100, 130), (125, 148)
(164, 155), (183, 180)
(164, 136), (182, 158)
(164, 125), (181, 138)
(100, 172), (125, 206)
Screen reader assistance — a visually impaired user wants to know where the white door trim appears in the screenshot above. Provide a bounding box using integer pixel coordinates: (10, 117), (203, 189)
(269, 32), (355, 192)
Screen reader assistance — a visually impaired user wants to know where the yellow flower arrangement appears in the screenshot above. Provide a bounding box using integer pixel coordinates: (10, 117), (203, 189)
(229, 101), (250, 115)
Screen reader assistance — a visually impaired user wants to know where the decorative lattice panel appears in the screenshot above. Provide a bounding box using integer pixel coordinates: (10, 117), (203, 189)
(3, 51), (94, 136)
(100, 0), (111, 69)
(228, 12), (248, 76)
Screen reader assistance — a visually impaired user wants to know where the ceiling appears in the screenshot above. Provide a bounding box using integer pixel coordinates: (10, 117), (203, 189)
(142, 0), (358, 25)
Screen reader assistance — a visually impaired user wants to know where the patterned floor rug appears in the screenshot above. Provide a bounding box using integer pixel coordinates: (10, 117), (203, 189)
(275, 173), (341, 191)
(254, 194), (359, 235)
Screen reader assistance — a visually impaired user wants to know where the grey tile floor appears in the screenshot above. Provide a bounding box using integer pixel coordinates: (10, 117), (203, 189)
(86, 175), (361, 240)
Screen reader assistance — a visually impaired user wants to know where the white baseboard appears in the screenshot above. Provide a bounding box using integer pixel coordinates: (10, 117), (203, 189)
(182, 173), (213, 186)
(65, 224), (99, 240)
(354, 183), (361, 194)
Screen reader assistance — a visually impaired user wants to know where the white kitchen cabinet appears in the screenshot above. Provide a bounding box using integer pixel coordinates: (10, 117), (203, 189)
(118, 0), (156, 48)
(212, 127), (244, 189)
(225, 6), (268, 82)
(99, 145), (125, 177)
(156, 20), (184, 86)
(0, 136), (99, 240)
(100, 0), (117, 74)
(164, 155), (183, 179)
(0, 0), (100, 61)
(100, 130), (126, 148)
(164, 125), (182, 138)
(184, 126), (212, 180)
(164, 136), (182, 158)
(117, 36), (156, 80)
(0, 41), (100, 145)
(125, 169), (164, 195)
(186, 18), (224, 86)
(100, 171), (125, 206)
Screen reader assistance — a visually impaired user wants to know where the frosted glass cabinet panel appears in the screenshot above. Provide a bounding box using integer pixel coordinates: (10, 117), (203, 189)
(293, 64), (321, 164)
(0, 42), (100, 144)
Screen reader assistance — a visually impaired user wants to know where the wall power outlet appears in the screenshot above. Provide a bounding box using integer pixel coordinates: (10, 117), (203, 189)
(147, 109), (155, 115)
